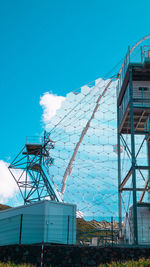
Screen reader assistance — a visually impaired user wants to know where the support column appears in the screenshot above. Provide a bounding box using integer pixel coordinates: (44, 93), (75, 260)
(147, 138), (150, 201)
(117, 107), (122, 230)
(129, 66), (138, 245)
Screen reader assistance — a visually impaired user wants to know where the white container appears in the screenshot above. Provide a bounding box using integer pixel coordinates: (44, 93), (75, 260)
(91, 237), (98, 246)
(125, 203), (150, 245)
(0, 200), (76, 245)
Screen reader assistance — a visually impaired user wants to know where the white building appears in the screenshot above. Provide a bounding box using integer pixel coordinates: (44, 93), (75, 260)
(0, 200), (76, 245)
(124, 203), (150, 245)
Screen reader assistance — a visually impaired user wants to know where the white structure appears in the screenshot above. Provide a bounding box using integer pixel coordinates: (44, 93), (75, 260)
(124, 203), (150, 245)
(91, 237), (98, 246)
(0, 200), (76, 245)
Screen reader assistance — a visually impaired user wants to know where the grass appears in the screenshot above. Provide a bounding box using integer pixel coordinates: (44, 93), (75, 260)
(98, 258), (150, 266)
(0, 264), (34, 267)
(1, 258), (150, 266)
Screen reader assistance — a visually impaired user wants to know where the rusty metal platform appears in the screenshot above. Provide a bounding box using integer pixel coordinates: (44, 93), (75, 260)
(23, 144), (42, 155)
(119, 107), (150, 134)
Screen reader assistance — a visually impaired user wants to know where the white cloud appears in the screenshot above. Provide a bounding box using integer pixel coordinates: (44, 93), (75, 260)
(0, 160), (19, 203)
(40, 93), (65, 124)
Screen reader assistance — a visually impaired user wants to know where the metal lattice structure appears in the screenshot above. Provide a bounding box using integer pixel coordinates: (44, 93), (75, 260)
(8, 35), (150, 234)
(117, 41), (150, 244)
(9, 131), (62, 204)
(42, 79), (118, 218)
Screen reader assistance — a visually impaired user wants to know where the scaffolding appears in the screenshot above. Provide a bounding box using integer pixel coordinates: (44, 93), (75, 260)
(118, 46), (150, 244)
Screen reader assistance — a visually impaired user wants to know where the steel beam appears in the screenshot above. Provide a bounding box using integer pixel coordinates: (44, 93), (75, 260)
(117, 107), (122, 230)
(129, 65), (138, 245)
(122, 188), (148, 191)
(147, 138), (150, 201)
(139, 178), (149, 202)
(119, 168), (132, 191)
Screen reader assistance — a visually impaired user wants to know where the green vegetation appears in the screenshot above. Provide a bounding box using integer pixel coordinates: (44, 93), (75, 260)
(98, 258), (150, 267)
(1, 259), (150, 266)
(0, 264), (34, 267)
(0, 204), (11, 211)
(77, 218), (118, 245)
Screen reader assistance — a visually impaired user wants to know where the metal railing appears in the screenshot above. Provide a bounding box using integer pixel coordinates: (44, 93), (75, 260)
(26, 136), (43, 144)
(117, 46), (150, 99)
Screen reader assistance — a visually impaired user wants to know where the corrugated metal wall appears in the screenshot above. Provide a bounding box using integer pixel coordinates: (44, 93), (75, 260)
(0, 201), (76, 245)
(0, 215), (20, 245)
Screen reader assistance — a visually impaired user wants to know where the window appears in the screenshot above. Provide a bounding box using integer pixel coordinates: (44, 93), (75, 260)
(139, 87), (149, 91)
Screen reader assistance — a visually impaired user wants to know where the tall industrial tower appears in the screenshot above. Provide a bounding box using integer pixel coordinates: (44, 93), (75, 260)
(118, 46), (150, 244)
(9, 131), (62, 204)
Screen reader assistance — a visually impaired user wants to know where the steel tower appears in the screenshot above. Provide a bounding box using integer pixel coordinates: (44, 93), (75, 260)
(118, 46), (150, 244)
(9, 131), (61, 204)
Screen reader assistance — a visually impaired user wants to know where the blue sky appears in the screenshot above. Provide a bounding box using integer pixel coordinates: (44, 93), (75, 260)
(0, 0), (150, 159)
(0, 0), (150, 214)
